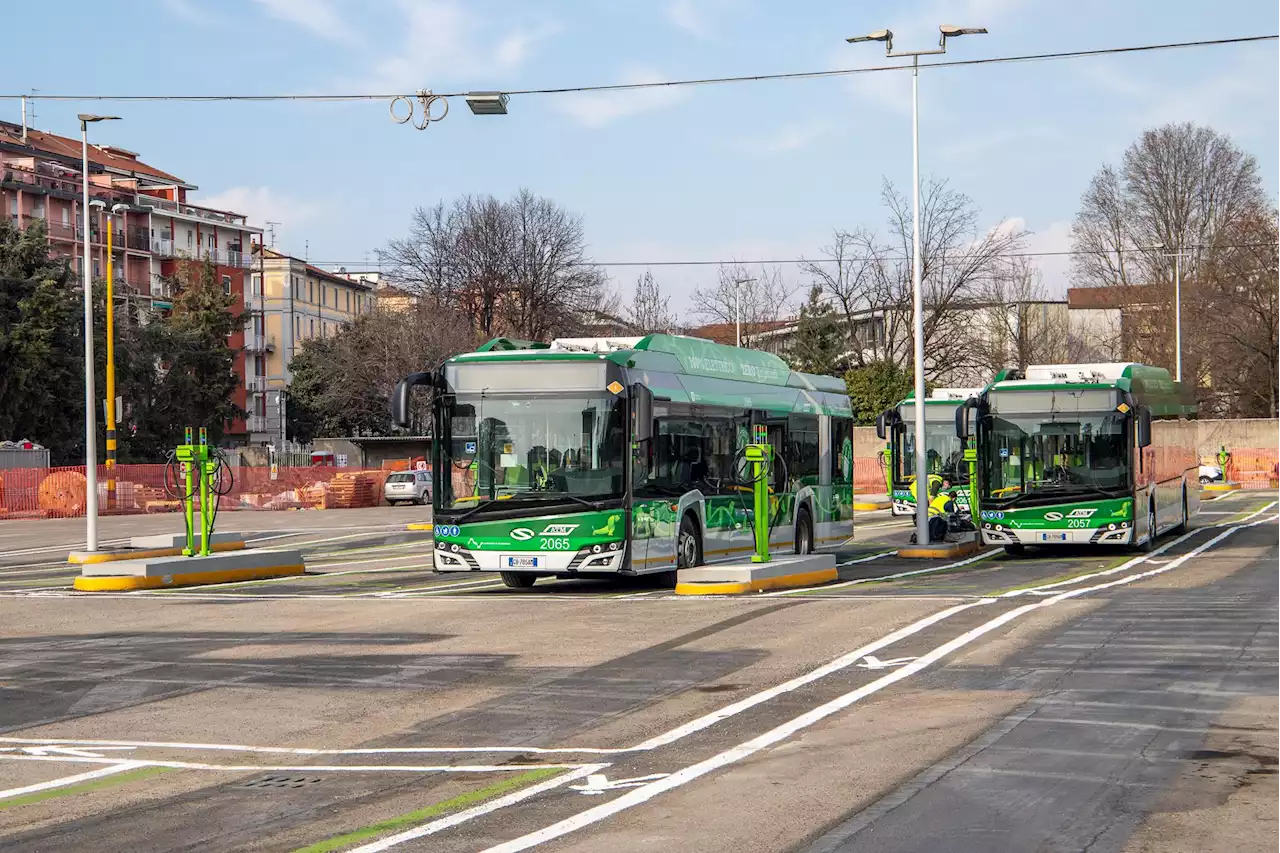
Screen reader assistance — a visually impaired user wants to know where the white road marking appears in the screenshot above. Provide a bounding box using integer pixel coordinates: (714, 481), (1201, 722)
(0, 539), (129, 557)
(16, 745), (137, 759)
(0, 754), (594, 773)
(344, 764), (607, 853)
(763, 548), (997, 597)
(569, 773), (669, 795)
(476, 512), (1274, 853)
(856, 655), (916, 670)
(1218, 500), (1277, 526)
(0, 760), (146, 801)
(837, 551), (896, 567)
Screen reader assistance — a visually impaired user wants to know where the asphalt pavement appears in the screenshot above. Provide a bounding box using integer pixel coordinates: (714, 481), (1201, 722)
(0, 492), (1274, 853)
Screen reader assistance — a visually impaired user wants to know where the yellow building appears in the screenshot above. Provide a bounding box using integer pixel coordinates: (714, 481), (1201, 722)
(247, 248), (374, 442)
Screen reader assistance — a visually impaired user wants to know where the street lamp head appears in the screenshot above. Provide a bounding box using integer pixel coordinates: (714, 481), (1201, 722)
(77, 114), (122, 124)
(847, 28), (893, 46)
(111, 203), (129, 215)
(464, 92), (509, 115)
(88, 199), (106, 210)
(938, 25), (987, 46)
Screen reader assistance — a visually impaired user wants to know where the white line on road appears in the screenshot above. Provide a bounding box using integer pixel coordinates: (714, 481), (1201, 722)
(1217, 500), (1277, 526)
(346, 765), (608, 853)
(763, 548), (996, 597)
(0, 754), (593, 774)
(476, 512), (1274, 853)
(0, 760), (146, 800)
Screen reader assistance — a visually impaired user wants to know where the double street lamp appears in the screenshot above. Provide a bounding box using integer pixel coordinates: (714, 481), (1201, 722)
(78, 113), (121, 552)
(847, 25), (987, 548)
(1151, 241), (1192, 383)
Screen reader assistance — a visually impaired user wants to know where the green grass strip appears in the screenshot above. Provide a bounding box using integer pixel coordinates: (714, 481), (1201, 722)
(0, 766), (168, 810)
(291, 767), (563, 853)
(988, 555), (1134, 596)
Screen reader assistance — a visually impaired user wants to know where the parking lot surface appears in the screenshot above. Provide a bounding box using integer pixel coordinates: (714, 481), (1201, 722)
(1, 493), (1275, 852)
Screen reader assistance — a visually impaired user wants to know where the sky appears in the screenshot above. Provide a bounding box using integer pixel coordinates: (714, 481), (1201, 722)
(2, 0), (1277, 315)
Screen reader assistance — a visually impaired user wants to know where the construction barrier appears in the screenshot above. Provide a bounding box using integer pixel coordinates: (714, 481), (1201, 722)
(1202, 448), (1280, 490)
(0, 465), (397, 520)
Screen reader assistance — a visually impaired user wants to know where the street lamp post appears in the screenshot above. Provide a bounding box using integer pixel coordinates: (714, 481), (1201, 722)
(847, 25), (986, 548)
(733, 277), (756, 347)
(106, 202), (129, 510)
(78, 113), (121, 552)
(1151, 242), (1190, 382)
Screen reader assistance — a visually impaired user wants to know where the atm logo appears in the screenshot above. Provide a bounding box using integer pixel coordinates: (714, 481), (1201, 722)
(1067, 509), (1097, 519)
(541, 524), (579, 536)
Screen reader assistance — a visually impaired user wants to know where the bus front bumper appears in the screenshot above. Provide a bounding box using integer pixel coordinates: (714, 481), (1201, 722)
(434, 541), (627, 573)
(982, 523), (1133, 546)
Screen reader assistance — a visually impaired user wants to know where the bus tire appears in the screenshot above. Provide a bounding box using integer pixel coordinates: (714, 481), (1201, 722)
(1139, 502), (1158, 552)
(795, 507), (814, 555)
(1003, 543), (1026, 556)
(1172, 488), (1189, 534)
(500, 572), (537, 589)
(677, 514), (702, 569)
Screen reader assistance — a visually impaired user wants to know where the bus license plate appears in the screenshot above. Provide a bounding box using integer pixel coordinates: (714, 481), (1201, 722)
(504, 556), (542, 569)
(1040, 532), (1068, 542)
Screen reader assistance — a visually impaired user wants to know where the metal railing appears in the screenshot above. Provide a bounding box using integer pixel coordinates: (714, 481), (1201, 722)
(247, 415), (269, 433)
(244, 334), (276, 353)
(1, 163), (80, 195)
(245, 376), (268, 392)
(148, 240), (252, 268)
(134, 193), (250, 227)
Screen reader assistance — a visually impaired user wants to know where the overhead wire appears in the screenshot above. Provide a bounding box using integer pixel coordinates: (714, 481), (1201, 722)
(0, 34), (1274, 103)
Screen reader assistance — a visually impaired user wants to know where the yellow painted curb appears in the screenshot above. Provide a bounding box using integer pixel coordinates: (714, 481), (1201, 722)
(68, 541), (246, 565)
(896, 539), (982, 559)
(853, 501), (892, 511)
(406, 523), (435, 532)
(73, 564), (306, 592)
(1202, 483), (1242, 492)
(675, 567), (838, 596)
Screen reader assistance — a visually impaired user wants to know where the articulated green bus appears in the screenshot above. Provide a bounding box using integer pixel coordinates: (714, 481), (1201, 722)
(957, 363), (1198, 553)
(392, 335), (855, 588)
(877, 388), (982, 517)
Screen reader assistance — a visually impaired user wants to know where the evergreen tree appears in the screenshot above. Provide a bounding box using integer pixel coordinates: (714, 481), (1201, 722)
(790, 285), (842, 376)
(0, 220), (84, 463)
(844, 361), (915, 425)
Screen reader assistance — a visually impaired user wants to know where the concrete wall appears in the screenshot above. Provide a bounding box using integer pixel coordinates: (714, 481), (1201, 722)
(1194, 419), (1278, 456)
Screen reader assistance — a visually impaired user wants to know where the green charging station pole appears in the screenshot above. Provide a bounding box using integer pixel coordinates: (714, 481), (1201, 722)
(175, 427), (216, 557)
(745, 424), (772, 564)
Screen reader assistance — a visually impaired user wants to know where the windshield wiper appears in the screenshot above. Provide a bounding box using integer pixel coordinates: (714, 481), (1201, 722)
(450, 499), (506, 523)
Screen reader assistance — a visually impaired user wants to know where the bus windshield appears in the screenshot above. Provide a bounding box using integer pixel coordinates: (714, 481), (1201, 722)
(896, 420), (967, 483)
(441, 393), (626, 509)
(980, 411), (1129, 503)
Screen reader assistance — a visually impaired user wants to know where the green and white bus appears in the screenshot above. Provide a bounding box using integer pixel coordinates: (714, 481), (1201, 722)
(877, 388), (982, 517)
(957, 363), (1199, 553)
(392, 335), (856, 588)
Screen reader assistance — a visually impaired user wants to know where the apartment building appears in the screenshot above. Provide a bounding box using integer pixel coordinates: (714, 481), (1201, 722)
(251, 249), (374, 442)
(0, 119), (262, 441)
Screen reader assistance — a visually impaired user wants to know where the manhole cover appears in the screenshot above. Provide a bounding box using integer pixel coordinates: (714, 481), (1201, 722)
(235, 775), (323, 789)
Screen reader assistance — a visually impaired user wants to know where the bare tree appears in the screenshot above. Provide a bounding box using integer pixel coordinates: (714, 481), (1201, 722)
(1192, 204), (1279, 417)
(1071, 122), (1267, 289)
(690, 262), (793, 343)
(625, 270), (676, 334)
(376, 189), (607, 342)
(800, 179), (1026, 383)
(973, 256), (1074, 375)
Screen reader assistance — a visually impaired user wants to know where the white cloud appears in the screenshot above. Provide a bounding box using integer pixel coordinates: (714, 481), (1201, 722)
(734, 123), (828, 154)
(664, 0), (745, 38)
(194, 186), (328, 246)
(252, 0), (357, 45)
(1024, 219), (1074, 297)
(555, 68), (690, 128)
(354, 0), (559, 93)
(160, 0), (216, 25)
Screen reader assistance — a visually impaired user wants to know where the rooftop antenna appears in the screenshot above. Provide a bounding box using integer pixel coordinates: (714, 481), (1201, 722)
(304, 239), (309, 262)
(265, 220), (280, 248)
(20, 90), (38, 143)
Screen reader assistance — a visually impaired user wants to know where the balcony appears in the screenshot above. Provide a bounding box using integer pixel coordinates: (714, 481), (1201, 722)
(134, 193), (252, 229)
(245, 376), (268, 393)
(247, 415), (269, 433)
(244, 334), (276, 353)
(1, 163), (81, 197)
(126, 227), (150, 252)
(148, 240), (252, 268)
(242, 293), (264, 314)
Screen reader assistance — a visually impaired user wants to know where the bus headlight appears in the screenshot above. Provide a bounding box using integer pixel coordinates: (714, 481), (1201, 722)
(591, 544), (603, 554)
(608, 541), (620, 551)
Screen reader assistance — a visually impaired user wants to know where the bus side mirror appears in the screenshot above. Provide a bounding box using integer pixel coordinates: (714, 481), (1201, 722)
(875, 412), (887, 441)
(391, 371), (434, 429)
(630, 384), (653, 442)
(1136, 408), (1152, 448)
(955, 404), (970, 441)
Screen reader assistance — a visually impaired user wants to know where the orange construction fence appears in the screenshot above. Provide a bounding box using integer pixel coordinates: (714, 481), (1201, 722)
(0, 464), (401, 521)
(1207, 447), (1280, 490)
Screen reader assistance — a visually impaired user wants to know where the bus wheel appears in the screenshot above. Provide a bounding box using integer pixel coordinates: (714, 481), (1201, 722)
(795, 508), (814, 555)
(1172, 490), (1189, 534)
(1003, 543), (1026, 556)
(500, 572), (537, 589)
(1139, 503), (1158, 552)
(677, 514), (702, 569)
